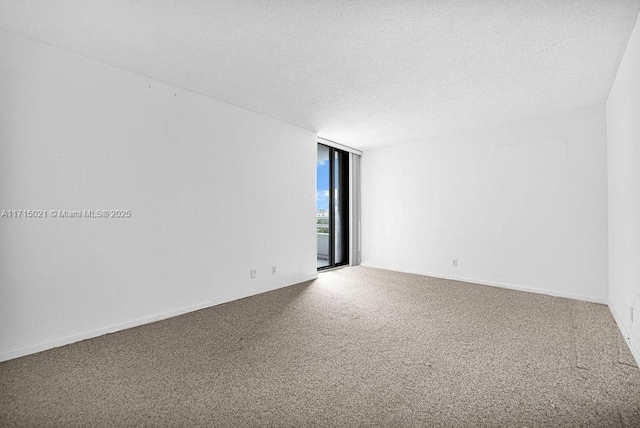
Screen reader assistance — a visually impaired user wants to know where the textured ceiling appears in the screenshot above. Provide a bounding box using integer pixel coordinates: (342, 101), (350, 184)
(0, 1), (639, 150)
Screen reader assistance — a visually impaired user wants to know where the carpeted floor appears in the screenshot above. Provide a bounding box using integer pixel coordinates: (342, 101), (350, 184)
(1, 266), (639, 427)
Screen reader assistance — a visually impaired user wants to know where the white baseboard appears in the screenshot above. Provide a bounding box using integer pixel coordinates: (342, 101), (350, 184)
(609, 303), (640, 367)
(359, 263), (609, 304)
(0, 274), (318, 363)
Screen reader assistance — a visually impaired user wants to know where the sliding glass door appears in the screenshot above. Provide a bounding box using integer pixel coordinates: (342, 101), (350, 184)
(317, 143), (349, 270)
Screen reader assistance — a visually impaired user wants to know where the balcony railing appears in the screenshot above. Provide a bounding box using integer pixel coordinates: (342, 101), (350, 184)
(317, 214), (329, 260)
(317, 216), (329, 233)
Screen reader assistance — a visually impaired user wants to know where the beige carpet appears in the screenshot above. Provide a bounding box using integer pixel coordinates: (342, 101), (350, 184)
(1, 266), (639, 427)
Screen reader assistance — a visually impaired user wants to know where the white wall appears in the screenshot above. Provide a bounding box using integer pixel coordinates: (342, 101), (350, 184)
(0, 30), (317, 361)
(361, 104), (609, 303)
(607, 12), (640, 362)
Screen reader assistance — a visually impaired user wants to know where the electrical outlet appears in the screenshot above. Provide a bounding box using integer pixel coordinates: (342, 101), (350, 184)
(452, 258), (458, 267)
(271, 266), (276, 275)
(250, 270), (256, 279)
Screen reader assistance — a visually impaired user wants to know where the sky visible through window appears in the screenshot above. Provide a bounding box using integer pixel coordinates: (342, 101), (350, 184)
(317, 144), (330, 212)
(317, 158), (329, 211)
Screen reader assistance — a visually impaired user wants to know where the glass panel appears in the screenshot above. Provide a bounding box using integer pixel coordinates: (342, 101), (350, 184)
(332, 150), (349, 265)
(317, 143), (348, 270)
(333, 150), (344, 263)
(317, 145), (331, 268)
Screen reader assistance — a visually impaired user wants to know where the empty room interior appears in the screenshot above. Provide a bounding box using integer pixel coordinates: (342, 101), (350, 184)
(1, 1), (640, 426)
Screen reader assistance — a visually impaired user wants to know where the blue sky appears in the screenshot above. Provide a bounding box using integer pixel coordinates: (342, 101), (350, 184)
(317, 159), (329, 211)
